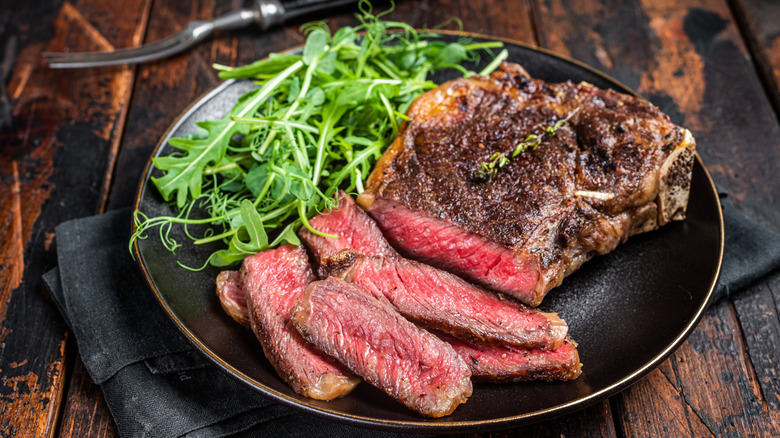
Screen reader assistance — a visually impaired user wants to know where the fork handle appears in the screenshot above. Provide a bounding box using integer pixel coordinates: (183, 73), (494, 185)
(209, 0), (285, 32)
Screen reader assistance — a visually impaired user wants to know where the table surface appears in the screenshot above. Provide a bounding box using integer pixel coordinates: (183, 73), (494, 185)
(1, 0), (779, 436)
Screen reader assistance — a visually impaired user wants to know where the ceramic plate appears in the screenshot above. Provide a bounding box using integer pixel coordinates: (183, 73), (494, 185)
(133, 32), (723, 433)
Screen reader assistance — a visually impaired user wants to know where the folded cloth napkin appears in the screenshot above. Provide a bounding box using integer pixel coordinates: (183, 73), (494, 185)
(44, 209), (423, 438)
(713, 189), (780, 301)
(43, 193), (780, 437)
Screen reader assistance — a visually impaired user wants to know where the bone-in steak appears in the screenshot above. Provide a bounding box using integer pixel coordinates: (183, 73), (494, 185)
(241, 245), (360, 400)
(359, 62), (696, 306)
(291, 277), (473, 417)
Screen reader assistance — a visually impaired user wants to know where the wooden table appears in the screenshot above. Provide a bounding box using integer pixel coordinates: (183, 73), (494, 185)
(1, 0), (778, 436)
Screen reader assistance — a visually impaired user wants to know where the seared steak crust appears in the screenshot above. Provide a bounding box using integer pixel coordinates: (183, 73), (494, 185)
(291, 277), (473, 417)
(438, 333), (582, 382)
(361, 62), (696, 305)
(216, 270), (249, 327)
(241, 245), (359, 400)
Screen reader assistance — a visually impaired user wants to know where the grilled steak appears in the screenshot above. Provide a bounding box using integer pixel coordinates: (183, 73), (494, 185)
(359, 62), (696, 305)
(437, 332), (581, 382)
(216, 270), (249, 327)
(301, 194), (568, 349)
(241, 245), (360, 400)
(291, 277), (473, 417)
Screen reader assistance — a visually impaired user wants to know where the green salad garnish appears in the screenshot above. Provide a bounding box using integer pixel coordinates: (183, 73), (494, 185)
(131, 2), (506, 269)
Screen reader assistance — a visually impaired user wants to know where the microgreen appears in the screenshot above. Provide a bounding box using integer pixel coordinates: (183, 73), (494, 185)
(131, 1), (504, 268)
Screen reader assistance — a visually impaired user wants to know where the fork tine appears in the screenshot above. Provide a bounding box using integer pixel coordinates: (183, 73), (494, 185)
(43, 22), (207, 68)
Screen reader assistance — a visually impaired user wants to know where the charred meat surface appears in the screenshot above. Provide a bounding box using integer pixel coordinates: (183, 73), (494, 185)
(292, 277), (473, 417)
(301, 193), (568, 349)
(216, 270), (249, 327)
(437, 333), (582, 382)
(241, 245), (360, 400)
(301, 191), (397, 277)
(360, 62), (696, 305)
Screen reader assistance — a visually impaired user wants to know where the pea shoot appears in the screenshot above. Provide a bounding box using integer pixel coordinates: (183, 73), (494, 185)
(130, 2), (505, 269)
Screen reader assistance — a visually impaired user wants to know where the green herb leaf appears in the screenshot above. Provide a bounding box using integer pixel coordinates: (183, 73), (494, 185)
(132, 3), (505, 268)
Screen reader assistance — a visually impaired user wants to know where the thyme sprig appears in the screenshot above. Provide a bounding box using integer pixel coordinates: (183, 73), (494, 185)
(474, 107), (580, 181)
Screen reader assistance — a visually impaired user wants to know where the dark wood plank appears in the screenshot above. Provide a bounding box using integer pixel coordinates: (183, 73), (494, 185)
(730, 0), (780, 113)
(58, 354), (118, 438)
(614, 367), (714, 437)
(728, 0), (780, 422)
(731, 274), (780, 414)
(532, 0), (780, 435)
(0, 0), (148, 435)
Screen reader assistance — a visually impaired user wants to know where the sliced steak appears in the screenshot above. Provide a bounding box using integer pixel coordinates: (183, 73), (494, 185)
(291, 277), (472, 417)
(301, 193), (568, 349)
(437, 333), (581, 382)
(360, 62), (696, 306)
(241, 245), (360, 400)
(303, 191), (396, 277)
(216, 270), (249, 327)
(222, 265), (578, 383)
(324, 249), (567, 349)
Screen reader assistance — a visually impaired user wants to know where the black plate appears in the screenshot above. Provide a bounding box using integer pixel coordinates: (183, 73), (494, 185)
(133, 32), (723, 433)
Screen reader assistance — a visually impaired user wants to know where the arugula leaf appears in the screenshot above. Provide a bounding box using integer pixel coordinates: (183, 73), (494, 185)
(132, 3), (504, 269)
(152, 61), (304, 208)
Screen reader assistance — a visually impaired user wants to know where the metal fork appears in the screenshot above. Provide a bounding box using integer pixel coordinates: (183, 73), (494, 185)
(43, 0), (355, 68)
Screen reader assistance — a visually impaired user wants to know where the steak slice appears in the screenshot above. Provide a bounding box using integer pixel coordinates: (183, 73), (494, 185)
(303, 191), (396, 277)
(359, 62), (696, 306)
(241, 245), (360, 400)
(216, 270), (249, 327)
(291, 277), (473, 417)
(220, 265), (579, 383)
(301, 193), (568, 349)
(323, 249), (566, 349)
(437, 333), (581, 382)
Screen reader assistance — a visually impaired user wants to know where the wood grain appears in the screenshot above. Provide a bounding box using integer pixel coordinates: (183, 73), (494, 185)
(0, 0), (148, 435)
(2, 0), (777, 436)
(58, 353), (118, 438)
(730, 0), (780, 113)
(532, 0), (780, 435)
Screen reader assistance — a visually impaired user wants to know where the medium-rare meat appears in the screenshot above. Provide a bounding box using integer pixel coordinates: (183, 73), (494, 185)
(437, 332), (581, 382)
(300, 193), (568, 349)
(221, 266), (580, 384)
(241, 245), (360, 400)
(359, 62), (696, 306)
(216, 270), (249, 327)
(302, 191), (397, 277)
(291, 277), (473, 417)
(323, 249), (567, 349)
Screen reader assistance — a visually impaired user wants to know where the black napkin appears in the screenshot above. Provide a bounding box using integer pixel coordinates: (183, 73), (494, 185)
(712, 190), (780, 301)
(44, 209), (420, 438)
(42, 195), (780, 437)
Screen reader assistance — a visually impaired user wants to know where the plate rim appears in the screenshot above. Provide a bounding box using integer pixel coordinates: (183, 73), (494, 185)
(132, 30), (725, 432)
